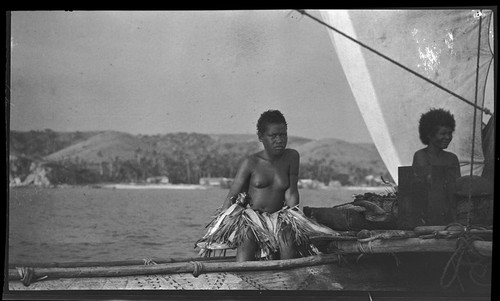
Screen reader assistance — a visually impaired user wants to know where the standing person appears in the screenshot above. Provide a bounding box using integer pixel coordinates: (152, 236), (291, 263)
(412, 108), (461, 182)
(196, 110), (338, 262)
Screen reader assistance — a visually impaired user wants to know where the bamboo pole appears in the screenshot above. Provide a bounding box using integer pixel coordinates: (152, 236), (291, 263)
(9, 239), (492, 282)
(8, 255), (235, 269)
(8, 253), (341, 281)
(330, 238), (492, 256)
(414, 225), (493, 236)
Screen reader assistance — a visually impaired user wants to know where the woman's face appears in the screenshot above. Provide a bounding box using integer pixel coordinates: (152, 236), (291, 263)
(428, 126), (453, 149)
(259, 123), (288, 156)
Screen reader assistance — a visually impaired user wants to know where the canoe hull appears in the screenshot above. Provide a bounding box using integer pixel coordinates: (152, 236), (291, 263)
(8, 253), (491, 294)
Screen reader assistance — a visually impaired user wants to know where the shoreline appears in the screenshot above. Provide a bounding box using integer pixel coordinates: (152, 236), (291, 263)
(9, 183), (391, 192)
(342, 186), (393, 191)
(100, 183), (207, 190)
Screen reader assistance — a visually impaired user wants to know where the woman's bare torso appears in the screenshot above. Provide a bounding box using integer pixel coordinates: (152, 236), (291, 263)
(412, 147), (461, 179)
(246, 150), (291, 213)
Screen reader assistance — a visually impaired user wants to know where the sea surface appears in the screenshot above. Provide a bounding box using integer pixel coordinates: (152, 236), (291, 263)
(8, 186), (372, 264)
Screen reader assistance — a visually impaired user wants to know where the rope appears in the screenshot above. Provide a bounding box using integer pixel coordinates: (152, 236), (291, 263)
(16, 267), (34, 286)
(358, 234), (383, 243)
(468, 256), (492, 287)
(390, 252), (401, 267)
(190, 261), (204, 277)
(356, 241), (374, 254)
(439, 227), (491, 290)
(296, 9), (492, 116)
(337, 253), (349, 266)
(143, 258), (158, 265)
(344, 208), (352, 231)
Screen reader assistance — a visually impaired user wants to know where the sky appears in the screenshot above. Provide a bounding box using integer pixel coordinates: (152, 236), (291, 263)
(9, 10), (374, 142)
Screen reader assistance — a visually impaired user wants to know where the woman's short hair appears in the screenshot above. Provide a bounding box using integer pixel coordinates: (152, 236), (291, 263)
(256, 110), (287, 137)
(418, 108), (456, 145)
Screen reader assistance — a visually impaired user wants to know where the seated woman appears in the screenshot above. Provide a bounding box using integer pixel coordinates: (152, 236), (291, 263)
(196, 110), (338, 261)
(412, 108), (461, 182)
(411, 108), (461, 225)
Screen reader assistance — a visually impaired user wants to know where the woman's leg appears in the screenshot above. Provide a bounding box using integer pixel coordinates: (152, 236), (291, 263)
(236, 229), (258, 262)
(278, 225), (298, 260)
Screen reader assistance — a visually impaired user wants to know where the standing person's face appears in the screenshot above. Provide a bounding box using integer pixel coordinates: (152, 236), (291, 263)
(428, 126), (453, 150)
(260, 123), (288, 156)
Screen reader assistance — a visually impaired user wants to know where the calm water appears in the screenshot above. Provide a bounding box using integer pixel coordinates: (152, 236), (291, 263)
(8, 186), (360, 264)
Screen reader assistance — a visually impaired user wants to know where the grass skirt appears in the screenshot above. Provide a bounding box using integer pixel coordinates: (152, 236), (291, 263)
(195, 193), (340, 259)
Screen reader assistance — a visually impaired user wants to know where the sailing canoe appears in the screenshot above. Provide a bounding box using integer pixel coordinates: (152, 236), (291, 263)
(8, 236), (491, 293)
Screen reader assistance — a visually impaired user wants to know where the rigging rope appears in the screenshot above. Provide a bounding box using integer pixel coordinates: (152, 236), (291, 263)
(17, 267), (34, 286)
(439, 227), (491, 290)
(15, 267), (48, 286)
(296, 9), (492, 116)
(143, 258), (158, 265)
(190, 261), (205, 277)
(467, 10), (483, 228)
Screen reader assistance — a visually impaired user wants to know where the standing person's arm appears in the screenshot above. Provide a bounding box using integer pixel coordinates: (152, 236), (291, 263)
(412, 150), (431, 182)
(222, 158), (251, 209)
(450, 153), (461, 179)
(285, 150), (300, 208)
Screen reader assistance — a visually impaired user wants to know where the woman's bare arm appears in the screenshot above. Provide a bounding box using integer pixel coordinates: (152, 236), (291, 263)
(449, 152), (461, 179)
(412, 149), (431, 178)
(222, 157), (252, 209)
(285, 149), (300, 208)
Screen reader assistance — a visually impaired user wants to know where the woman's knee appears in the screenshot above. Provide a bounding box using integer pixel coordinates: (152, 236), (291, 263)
(278, 224), (295, 244)
(236, 229), (258, 261)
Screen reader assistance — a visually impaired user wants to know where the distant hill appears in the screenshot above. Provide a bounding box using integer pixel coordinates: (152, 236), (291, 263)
(297, 138), (384, 165)
(43, 131), (317, 166)
(9, 129), (100, 159)
(295, 138), (389, 182)
(9, 130), (390, 185)
(45, 131), (155, 163)
(208, 133), (257, 144)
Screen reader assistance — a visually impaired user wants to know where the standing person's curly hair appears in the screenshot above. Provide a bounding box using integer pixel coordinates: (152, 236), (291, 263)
(418, 108), (456, 145)
(256, 110), (288, 138)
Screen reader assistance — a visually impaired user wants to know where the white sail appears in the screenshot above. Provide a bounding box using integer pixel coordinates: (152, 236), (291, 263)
(319, 10), (494, 183)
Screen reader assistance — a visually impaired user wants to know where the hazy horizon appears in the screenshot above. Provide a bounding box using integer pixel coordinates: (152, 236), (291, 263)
(9, 10), (374, 143)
